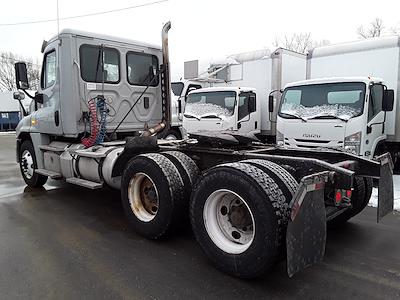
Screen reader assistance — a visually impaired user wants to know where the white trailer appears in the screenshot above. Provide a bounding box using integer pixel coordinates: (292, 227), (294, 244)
(183, 48), (307, 141)
(277, 36), (400, 165)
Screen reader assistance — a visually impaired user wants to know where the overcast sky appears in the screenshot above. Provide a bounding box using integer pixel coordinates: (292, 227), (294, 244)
(1, 0), (400, 79)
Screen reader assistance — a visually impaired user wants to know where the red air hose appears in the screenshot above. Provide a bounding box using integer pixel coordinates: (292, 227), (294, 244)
(81, 99), (99, 148)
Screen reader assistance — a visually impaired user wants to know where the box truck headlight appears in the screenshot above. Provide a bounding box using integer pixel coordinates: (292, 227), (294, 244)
(276, 130), (284, 146)
(344, 132), (361, 155)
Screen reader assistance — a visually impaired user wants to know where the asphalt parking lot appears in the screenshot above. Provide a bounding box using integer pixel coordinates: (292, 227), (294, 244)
(0, 133), (399, 299)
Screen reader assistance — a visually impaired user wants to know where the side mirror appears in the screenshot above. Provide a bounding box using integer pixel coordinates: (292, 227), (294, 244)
(383, 89), (394, 111)
(35, 93), (44, 104)
(13, 91), (25, 101)
(248, 94), (256, 113)
(268, 95), (274, 113)
(15, 62), (30, 90)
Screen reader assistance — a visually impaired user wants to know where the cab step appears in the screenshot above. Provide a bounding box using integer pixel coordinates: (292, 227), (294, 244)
(66, 177), (103, 189)
(35, 168), (62, 179)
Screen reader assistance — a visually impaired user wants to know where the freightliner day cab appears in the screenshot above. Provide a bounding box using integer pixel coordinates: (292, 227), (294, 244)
(11, 22), (394, 278)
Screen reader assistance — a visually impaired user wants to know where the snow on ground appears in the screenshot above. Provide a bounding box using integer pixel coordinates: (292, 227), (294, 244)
(369, 175), (400, 211)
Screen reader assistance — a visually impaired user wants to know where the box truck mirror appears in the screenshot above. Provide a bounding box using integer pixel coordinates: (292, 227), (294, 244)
(248, 94), (256, 113)
(268, 95), (274, 113)
(382, 89), (394, 112)
(14, 62), (29, 90)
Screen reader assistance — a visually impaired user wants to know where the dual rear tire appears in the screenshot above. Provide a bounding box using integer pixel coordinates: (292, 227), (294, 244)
(121, 154), (295, 278)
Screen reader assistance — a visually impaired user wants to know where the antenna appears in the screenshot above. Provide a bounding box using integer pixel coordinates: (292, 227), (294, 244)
(56, 0), (60, 35)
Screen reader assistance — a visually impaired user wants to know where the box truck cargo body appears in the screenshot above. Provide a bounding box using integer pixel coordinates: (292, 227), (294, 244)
(277, 36), (400, 164)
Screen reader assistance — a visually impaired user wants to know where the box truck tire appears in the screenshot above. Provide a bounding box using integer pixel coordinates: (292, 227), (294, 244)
(19, 140), (48, 188)
(160, 128), (182, 140)
(121, 153), (185, 239)
(190, 162), (288, 278)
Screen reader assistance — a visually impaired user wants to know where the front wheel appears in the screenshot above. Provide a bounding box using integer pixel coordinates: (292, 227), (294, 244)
(19, 140), (47, 188)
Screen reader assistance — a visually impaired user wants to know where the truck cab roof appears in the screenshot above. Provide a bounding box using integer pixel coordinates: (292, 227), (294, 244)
(284, 76), (384, 89)
(188, 86), (256, 94)
(47, 28), (161, 51)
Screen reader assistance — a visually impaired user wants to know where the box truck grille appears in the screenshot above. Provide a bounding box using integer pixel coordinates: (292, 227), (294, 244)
(294, 139), (330, 144)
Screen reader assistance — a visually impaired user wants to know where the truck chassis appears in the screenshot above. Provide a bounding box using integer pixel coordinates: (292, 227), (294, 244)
(16, 131), (394, 278)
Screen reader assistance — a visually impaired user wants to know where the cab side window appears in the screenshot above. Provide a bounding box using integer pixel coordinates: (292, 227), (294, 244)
(80, 45), (120, 83)
(41, 50), (56, 89)
(238, 92), (256, 120)
(368, 84), (383, 122)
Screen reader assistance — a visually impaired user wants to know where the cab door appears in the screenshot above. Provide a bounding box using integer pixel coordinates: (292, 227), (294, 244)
(32, 44), (63, 135)
(237, 92), (260, 134)
(365, 84), (385, 157)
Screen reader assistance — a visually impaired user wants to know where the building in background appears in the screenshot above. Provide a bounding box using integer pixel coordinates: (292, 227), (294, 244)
(0, 91), (30, 131)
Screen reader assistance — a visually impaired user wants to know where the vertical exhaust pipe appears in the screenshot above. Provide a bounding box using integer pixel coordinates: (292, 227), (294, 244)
(161, 21), (172, 131)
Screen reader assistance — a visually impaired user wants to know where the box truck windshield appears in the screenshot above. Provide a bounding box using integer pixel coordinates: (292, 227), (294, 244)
(184, 91), (236, 118)
(279, 82), (366, 121)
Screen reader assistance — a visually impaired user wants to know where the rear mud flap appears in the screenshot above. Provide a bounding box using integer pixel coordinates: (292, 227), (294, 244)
(377, 153), (394, 222)
(286, 172), (329, 278)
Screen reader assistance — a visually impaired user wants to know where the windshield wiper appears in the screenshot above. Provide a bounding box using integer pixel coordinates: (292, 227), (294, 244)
(279, 112), (308, 122)
(307, 114), (349, 122)
(200, 114), (223, 120)
(183, 113), (201, 120)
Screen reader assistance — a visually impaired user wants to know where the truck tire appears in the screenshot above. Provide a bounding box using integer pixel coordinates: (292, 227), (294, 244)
(363, 177), (373, 208)
(190, 162), (289, 278)
(161, 151), (200, 202)
(328, 176), (366, 227)
(243, 159), (298, 205)
(121, 153), (184, 239)
(19, 140), (48, 188)
(161, 128), (182, 140)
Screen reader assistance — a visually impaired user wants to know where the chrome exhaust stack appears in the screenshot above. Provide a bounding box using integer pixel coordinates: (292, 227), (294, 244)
(161, 21), (172, 131)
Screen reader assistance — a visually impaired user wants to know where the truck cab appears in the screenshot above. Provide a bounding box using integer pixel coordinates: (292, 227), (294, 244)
(277, 77), (394, 159)
(182, 87), (260, 135)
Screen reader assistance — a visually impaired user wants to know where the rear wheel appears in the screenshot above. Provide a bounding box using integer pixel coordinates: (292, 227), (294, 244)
(19, 140), (47, 187)
(161, 129), (182, 140)
(190, 162), (289, 278)
(121, 153), (184, 239)
(243, 159), (298, 204)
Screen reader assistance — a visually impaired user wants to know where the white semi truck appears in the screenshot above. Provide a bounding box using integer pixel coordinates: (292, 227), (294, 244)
(11, 23), (394, 279)
(182, 48), (307, 142)
(276, 36), (400, 166)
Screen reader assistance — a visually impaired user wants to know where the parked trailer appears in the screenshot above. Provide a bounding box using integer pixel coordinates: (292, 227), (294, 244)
(12, 23), (394, 278)
(277, 36), (400, 166)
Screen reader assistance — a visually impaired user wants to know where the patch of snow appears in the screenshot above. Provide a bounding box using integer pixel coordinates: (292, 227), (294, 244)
(369, 175), (400, 211)
(281, 103), (361, 120)
(184, 103), (232, 118)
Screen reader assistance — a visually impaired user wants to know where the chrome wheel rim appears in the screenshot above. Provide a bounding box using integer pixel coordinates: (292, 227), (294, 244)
(128, 173), (159, 222)
(203, 189), (255, 254)
(21, 149), (34, 179)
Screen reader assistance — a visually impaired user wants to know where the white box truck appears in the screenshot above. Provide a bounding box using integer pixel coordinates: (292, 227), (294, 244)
(182, 48), (307, 142)
(276, 36), (400, 166)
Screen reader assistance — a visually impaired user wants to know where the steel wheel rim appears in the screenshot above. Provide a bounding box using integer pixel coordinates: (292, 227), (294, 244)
(165, 134), (177, 140)
(128, 172), (159, 222)
(21, 149), (34, 179)
(203, 189), (255, 254)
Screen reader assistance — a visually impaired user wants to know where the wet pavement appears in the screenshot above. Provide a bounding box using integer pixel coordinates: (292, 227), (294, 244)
(0, 133), (399, 299)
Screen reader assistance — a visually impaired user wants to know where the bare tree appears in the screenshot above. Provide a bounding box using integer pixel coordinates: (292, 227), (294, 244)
(0, 52), (41, 91)
(273, 33), (329, 54)
(357, 18), (384, 39)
